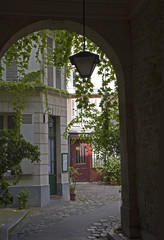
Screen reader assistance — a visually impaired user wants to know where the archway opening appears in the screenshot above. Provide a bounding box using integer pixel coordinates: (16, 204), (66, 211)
(0, 20), (126, 239)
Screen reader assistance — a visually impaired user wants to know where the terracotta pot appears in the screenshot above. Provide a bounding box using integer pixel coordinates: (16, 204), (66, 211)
(110, 179), (117, 185)
(70, 193), (76, 201)
(23, 200), (28, 209)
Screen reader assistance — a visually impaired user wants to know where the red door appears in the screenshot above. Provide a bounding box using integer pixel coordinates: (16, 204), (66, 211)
(71, 140), (92, 182)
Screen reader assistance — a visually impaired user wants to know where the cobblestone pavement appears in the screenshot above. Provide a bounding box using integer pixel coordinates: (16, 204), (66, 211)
(9, 183), (121, 240)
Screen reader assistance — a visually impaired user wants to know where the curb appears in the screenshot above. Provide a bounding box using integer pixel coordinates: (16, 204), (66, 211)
(107, 223), (128, 240)
(0, 209), (30, 240)
(107, 226), (141, 240)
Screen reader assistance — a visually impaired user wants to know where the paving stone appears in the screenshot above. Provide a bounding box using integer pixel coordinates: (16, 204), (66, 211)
(92, 233), (101, 237)
(93, 223), (102, 226)
(99, 219), (108, 222)
(90, 226), (97, 229)
(103, 223), (110, 227)
(101, 233), (107, 237)
(9, 183), (121, 240)
(87, 236), (96, 239)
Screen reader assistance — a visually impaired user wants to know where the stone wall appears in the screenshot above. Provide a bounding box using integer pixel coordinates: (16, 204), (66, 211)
(131, 2), (163, 239)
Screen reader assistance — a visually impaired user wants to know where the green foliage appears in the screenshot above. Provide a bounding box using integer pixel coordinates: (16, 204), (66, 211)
(0, 180), (12, 206)
(0, 30), (73, 206)
(52, 30), (74, 79)
(63, 32), (121, 186)
(61, 32), (120, 167)
(0, 129), (40, 206)
(0, 29), (121, 202)
(0, 31), (48, 76)
(17, 188), (30, 209)
(103, 157), (121, 184)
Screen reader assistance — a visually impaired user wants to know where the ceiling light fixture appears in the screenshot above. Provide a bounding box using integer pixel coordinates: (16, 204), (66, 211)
(69, 0), (99, 81)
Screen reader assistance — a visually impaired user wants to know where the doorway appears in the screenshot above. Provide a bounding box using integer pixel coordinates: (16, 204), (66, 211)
(48, 116), (57, 195)
(71, 139), (92, 182)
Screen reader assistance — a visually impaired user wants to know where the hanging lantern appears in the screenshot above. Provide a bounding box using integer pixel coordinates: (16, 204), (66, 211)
(69, 0), (99, 80)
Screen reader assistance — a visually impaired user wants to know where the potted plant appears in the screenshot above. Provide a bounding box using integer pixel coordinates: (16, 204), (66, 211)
(68, 166), (79, 201)
(17, 188), (30, 209)
(110, 176), (118, 185)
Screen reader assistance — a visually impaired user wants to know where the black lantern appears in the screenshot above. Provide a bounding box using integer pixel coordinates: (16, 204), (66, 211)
(43, 107), (53, 126)
(69, 51), (99, 79)
(48, 116), (54, 129)
(69, 0), (99, 80)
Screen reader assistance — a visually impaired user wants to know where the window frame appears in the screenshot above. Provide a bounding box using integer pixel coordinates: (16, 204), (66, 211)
(76, 143), (86, 164)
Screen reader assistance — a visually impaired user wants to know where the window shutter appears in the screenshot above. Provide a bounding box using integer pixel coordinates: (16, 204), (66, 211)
(6, 60), (17, 81)
(47, 37), (53, 87)
(73, 71), (76, 87)
(56, 67), (61, 89)
(7, 115), (15, 129)
(22, 114), (32, 124)
(0, 115), (3, 129)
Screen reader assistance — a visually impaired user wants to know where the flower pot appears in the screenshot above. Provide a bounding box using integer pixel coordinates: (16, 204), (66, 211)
(110, 179), (117, 185)
(23, 200), (28, 209)
(70, 193), (76, 201)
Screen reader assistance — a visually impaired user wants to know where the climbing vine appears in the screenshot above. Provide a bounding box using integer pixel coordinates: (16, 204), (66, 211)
(1, 29), (120, 162)
(0, 29), (120, 199)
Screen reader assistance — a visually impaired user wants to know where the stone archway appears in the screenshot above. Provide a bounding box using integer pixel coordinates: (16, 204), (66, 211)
(0, 19), (139, 239)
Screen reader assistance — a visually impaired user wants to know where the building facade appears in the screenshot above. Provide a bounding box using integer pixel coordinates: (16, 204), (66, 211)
(0, 33), (69, 207)
(67, 69), (103, 182)
(0, 1), (163, 239)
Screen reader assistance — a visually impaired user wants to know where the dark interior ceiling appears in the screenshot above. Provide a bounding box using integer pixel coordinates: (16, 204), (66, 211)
(0, 0), (146, 21)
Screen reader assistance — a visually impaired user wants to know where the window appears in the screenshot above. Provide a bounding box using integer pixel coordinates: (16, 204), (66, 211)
(8, 115), (15, 129)
(73, 71), (76, 87)
(6, 60), (17, 81)
(0, 114), (15, 129)
(22, 114), (32, 124)
(71, 99), (80, 126)
(76, 144), (86, 164)
(47, 37), (54, 87)
(92, 149), (103, 168)
(0, 115), (3, 129)
(56, 67), (61, 89)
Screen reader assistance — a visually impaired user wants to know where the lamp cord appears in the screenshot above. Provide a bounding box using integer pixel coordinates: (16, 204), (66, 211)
(83, 0), (86, 51)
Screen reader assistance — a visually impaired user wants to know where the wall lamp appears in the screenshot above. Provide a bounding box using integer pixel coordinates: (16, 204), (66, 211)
(43, 108), (54, 129)
(69, 0), (99, 81)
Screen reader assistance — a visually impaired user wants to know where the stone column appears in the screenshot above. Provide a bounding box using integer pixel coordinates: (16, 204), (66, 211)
(119, 65), (141, 239)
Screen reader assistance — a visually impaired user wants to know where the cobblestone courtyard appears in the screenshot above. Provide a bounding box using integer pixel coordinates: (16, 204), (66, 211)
(9, 183), (121, 240)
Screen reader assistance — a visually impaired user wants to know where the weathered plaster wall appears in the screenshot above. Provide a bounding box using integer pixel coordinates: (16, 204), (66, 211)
(131, 2), (163, 239)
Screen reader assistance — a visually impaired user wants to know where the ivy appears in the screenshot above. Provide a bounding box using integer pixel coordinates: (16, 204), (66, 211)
(0, 29), (121, 198)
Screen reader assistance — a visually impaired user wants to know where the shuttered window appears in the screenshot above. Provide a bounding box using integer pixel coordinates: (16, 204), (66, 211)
(0, 115), (3, 129)
(7, 115), (15, 129)
(73, 71), (76, 87)
(56, 67), (61, 89)
(47, 37), (53, 87)
(0, 114), (15, 129)
(6, 60), (17, 81)
(22, 114), (32, 124)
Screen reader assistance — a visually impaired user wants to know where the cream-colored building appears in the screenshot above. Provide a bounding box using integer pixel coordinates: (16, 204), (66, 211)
(0, 33), (69, 207)
(0, 2), (162, 239)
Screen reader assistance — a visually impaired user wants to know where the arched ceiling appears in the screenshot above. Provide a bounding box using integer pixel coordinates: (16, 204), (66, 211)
(0, 0), (147, 20)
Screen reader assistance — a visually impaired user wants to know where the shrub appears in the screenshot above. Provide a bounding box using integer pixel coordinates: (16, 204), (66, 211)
(103, 157), (121, 184)
(0, 129), (40, 207)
